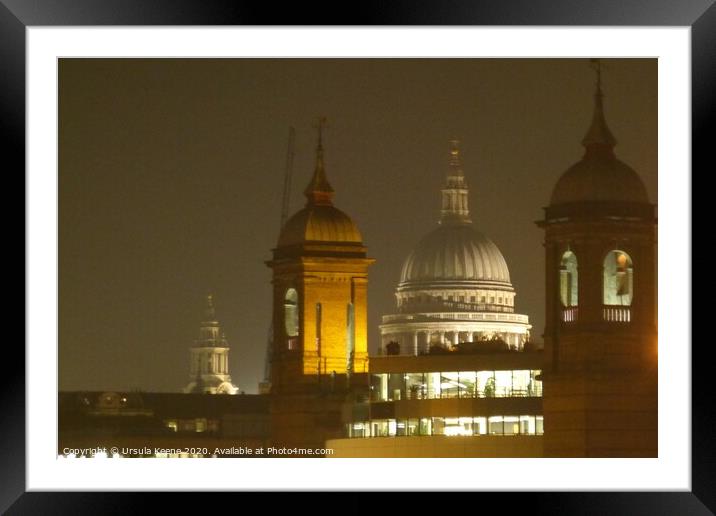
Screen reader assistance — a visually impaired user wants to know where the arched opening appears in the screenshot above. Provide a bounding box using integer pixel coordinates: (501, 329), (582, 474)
(559, 251), (579, 307)
(284, 288), (299, 348)
(603, 250), (633, 306)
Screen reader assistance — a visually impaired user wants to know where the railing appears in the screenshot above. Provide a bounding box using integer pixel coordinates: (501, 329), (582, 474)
(398, 300), (516, 314)
(370, 384), (543, 402)
(382, 312), (529, 324)
(603, 306), (631, 323)
(561, 307), (578, 323)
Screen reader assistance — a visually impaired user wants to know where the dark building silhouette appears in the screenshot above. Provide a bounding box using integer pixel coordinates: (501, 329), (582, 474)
(537, 64), (658, 457)
(59, 391), (270, 457)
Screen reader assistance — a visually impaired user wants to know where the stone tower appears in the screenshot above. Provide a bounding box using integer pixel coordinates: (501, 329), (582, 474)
(184, 295), (239, 395)
(538, 62), (657, 457)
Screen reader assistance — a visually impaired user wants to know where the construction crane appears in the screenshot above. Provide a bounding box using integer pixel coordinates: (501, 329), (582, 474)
(280, 127), (296, 228)
(260, 126), (295, 393)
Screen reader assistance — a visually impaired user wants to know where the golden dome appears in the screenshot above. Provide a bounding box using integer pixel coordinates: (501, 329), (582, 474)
(275, 120), (364, 251)
(278, 204), (363, 247)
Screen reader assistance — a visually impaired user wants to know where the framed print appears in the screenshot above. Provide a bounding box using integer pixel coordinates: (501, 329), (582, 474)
(5, 0), (711, 512)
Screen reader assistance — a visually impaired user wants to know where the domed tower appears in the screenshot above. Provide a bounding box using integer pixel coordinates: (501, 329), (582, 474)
(380, 140), (531, 355)
(266, 120), (374, 394)
(537, 61), (657, 457)
(184, 295), (239, 395)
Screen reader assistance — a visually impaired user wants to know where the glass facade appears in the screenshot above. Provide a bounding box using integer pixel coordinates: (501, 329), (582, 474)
(370, 370), (542, 401)
(347, 416), (544, 438)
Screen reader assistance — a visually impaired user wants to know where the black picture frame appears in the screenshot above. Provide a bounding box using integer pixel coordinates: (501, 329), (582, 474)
(5, 0), (709, 512)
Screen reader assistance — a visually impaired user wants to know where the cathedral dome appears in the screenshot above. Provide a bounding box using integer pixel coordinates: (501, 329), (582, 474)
(397, 141), (513, 292)
(278, 204), (362, 247)
(380, 141), (530, 358)
(400, 224), (511, 287)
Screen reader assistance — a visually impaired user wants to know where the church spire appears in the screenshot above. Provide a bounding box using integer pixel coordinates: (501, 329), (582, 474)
(440, 139), (471, 225)
(582, 59), (617, 154)
(304, 117), (335, 206)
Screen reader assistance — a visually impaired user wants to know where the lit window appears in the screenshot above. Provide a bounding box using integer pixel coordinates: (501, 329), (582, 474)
(560, 251), (579, 307)
(284, 288), (299, 338)
(419, 418), (432, 436)
(503, 416), (520, 435)
(477, 371), (495, 398)
(488, 416), (504, 435)
(407, 419), (419, 436)
(495, 371), (513, 397)
(473, 417), (487, 435)
(520, 415), (536, 434)
(603, 250), (633, 306)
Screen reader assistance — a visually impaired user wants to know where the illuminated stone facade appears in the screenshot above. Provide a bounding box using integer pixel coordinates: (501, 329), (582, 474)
(264, 125), (374, 451)
(184, 295), (239, 395)
(380, 141), (531, 354)
(266, 128), (373, 393)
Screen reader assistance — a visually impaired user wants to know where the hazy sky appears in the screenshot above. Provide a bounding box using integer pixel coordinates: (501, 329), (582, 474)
(59, 58), (657, 393)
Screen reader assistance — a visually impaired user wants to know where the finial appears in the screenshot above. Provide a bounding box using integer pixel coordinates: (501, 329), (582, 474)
(589, 58), (602, 95)
(314, 116), (328, 149)
(582, 59), (617, 152)
(304, 117), (335, 205)
(204, 293), (216, 321)
(448, 139), (463, 171)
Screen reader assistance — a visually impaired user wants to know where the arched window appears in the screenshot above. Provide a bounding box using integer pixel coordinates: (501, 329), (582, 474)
(603, 250), (633, 306)
(284, 288), (299, 338)
(559, 251), (578, 307)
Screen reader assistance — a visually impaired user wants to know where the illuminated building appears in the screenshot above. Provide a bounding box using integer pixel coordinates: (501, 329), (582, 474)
(326, 350), (544, 457)
(184, 295), (239, 395)
(58, 66), (657, 458)
(265, 120), (374, 449)
(327, 141), (543, 458)
(266, 120), (373, 391)
(380, 140), (531, 354)
(537, 63), (657, 457)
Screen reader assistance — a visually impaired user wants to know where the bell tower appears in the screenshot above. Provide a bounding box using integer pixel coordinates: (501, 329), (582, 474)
(266, 119), (374, 395)
(184, 294), (239, 395)
(537, 61), (657, 457)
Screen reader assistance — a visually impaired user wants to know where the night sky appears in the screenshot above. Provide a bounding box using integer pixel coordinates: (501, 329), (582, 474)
(59, 58), (657, 393)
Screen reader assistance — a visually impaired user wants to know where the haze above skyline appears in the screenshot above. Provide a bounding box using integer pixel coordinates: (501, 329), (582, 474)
(59, 58), (657, 393)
